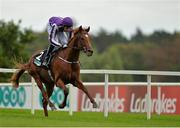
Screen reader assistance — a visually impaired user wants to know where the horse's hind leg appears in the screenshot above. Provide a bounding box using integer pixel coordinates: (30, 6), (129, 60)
(75, 80), (98, 108)
(45, 83), (56, 110)
(42, 98), (48, 116)
(56, 79), (68, 109)
(32, 75), (51, 116)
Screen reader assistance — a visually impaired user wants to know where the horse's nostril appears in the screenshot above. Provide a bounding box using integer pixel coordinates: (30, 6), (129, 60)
(87, 49), (93, 56)
(88, 49), (93, 53)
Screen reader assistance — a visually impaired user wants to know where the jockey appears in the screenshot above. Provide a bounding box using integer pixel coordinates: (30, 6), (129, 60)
(42, 16), (73, 69)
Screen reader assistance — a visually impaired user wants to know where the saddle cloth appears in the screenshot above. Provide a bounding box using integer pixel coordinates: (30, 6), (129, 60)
(33, 50), (47, 67)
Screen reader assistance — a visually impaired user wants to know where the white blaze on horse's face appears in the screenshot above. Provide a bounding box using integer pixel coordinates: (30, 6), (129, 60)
(82, 32), (93, 57)
(85, 34), (88, 38)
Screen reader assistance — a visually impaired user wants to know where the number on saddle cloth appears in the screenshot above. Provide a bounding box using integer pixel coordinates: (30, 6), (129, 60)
(34, 50), (47, 66)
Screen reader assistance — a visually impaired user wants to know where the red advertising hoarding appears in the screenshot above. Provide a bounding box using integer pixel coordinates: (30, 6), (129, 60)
(78, 84), (180, 114)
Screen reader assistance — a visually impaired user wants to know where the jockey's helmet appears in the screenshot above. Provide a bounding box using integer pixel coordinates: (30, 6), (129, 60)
(62, 17), (73, 27)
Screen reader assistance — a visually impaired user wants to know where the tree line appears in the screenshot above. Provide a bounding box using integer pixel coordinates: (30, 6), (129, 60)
(0, 20), (179, 82)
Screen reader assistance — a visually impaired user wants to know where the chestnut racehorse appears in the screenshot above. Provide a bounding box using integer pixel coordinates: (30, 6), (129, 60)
(11, 26), (98, 116)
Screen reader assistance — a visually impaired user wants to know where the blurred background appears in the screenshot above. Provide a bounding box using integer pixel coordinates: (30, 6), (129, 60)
(0, 0), (180, 82)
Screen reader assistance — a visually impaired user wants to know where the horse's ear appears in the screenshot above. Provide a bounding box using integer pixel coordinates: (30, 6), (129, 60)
(86, 26), (90, 32)
(79, 25), (83, 31)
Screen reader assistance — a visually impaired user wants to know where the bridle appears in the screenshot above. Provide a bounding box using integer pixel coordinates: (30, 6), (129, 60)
(57, 30), (89, 64)
(67, 31), (90, 52)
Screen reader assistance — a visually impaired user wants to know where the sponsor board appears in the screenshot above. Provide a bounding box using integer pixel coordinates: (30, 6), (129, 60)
(0, 84), (78, 111)
(1, 83), (179, 114)
(0, 86), (29, 108)
(78, 85), (180, 114)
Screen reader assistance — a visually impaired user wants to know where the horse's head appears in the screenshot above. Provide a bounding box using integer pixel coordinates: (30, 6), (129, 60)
(72, 26), (93, 56)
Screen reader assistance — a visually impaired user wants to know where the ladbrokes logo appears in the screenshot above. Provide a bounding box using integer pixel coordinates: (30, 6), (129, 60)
(0, 86), (26, 107)
(81, 87), (125, 112)
(130, 93), (177, 113)
(80, 86), (177, 114)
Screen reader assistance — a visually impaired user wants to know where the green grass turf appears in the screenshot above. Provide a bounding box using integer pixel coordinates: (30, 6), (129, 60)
(0, 108), (180, 127)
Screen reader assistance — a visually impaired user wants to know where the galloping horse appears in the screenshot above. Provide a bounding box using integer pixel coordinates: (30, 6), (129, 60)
(11, 26), (98, 116)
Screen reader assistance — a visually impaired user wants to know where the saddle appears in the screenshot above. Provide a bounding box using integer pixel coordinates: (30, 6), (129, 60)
(33, 50), (54, 80)
(33, 47), (59, 68)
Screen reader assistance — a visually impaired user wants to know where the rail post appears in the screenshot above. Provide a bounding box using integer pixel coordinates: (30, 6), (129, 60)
(31, 77), (35, 115)
(147, 75), (151, 120)
(157, 86), (161, 115)
(104, 73), (109, 117)
(69, 84), (73, 116)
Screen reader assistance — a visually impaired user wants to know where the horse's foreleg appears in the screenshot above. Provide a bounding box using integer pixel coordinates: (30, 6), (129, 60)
(75, 80), (98, 108)
(56, 79), (68, 109)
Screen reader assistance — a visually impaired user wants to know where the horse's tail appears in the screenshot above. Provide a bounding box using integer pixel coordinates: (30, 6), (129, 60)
(11, 63), (30, 88)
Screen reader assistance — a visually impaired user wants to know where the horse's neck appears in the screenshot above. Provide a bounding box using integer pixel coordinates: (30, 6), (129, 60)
(58, 39), (80, 62)
(68, 38), (80, 61)
(68, 48), (80, 62)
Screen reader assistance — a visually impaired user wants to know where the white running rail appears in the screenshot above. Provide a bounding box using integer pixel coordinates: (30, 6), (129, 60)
(0, 68), (180, 120)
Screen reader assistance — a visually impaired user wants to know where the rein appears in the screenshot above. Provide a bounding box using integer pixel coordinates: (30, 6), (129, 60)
(67, 46), (81, 50)
(57, 46), (81, 64)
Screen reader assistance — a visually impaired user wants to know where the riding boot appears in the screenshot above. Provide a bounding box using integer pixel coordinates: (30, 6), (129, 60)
(42, 45), (55, 68)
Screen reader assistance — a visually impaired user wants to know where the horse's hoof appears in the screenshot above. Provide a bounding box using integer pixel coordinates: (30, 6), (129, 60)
(49, 103), (56, 111)
(51, 106), (57, 111)
(59, 104), (66, 109)
(44, 113), (48, 117)
(93, 102), (98, 108)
